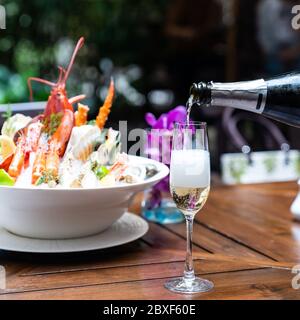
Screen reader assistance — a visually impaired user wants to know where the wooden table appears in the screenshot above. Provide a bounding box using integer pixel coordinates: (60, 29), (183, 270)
(1, 182), (300, 300)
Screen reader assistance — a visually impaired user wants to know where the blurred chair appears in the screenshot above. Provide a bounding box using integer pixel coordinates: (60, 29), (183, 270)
(222, 108), (290, 156)
(220, 109), (300, 184)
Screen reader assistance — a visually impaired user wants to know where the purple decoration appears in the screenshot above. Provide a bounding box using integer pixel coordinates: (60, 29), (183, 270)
(144, 106), (189, 208)
(145, 106), (187, 130)
(145, 113), (157, 127)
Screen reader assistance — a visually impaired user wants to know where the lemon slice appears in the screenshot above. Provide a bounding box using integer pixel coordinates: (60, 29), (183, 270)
(0, 135), (16, 159)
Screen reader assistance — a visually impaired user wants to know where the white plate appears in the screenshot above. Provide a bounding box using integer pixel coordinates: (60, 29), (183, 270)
(0, 213), (148, 253)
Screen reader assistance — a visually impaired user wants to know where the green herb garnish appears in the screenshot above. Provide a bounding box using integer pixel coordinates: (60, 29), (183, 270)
(35, 172), (59, 186)
(91, 162), (109, 180)
(36, 175), (46, 186)
(42, 112), (63, 136)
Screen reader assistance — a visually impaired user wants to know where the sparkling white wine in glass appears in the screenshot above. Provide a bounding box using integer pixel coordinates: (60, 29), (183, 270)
(170, 149), (210, 216)
(170, 186), (210, 215)
(165, 122), (214, 294)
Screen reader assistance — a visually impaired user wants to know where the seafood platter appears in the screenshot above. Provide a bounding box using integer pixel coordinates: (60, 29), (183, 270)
(0, 37), (169, 240)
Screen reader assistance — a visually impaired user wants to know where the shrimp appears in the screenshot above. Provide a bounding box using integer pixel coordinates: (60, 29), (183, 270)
(96, 78), (115, 129)
(8, 122), (43, 178)
(75, 103), (89, 127)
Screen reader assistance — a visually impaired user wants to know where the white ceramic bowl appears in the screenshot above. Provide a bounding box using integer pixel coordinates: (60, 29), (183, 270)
(0, 156), (169, 239)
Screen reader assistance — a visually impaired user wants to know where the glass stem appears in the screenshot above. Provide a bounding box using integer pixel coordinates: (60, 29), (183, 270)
(184, 215), (195, 283)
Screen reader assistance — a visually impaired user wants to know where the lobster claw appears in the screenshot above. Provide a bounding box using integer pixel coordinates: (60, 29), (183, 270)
(69, 94), (86, 105)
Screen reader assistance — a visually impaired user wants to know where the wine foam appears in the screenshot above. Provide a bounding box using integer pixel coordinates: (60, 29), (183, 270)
(170, 149), (210, 188)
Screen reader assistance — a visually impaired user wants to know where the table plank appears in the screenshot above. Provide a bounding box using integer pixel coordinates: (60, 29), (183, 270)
(1, 222), (204, 278)
(195, 182), (300, 263)
(164, 222), (272, 261)
(0, 256), (263, 295)
(1, 246), (295, 298)
(1, 267), (299, 300)
(133, 193), (273, 261)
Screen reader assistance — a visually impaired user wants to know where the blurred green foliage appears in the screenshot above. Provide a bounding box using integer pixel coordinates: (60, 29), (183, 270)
(263, 155), (277, 173)
(0, 0), (168, 110)
(228, 158), (248, 183)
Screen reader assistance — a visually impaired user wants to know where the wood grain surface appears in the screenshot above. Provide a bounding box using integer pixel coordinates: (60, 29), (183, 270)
(1, 182), (300, 300)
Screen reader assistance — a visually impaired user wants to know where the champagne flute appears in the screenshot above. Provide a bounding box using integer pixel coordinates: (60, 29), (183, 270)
(165, 121), (214, 294)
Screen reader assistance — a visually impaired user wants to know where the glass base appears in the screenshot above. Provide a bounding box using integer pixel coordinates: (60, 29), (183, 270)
(142, 199), (185, 224)
(165, 277), (214, 294)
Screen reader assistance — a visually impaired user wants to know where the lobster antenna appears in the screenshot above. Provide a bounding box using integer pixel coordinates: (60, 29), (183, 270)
(27, 77), (56, 101)
(63, 37), (85, 85)
(57, 66), (65, 83)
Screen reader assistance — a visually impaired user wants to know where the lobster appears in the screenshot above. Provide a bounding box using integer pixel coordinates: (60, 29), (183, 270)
(8, 37), (86, 184)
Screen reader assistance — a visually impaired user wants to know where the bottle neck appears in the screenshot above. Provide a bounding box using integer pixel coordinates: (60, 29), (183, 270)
(190, 79), (268, 114)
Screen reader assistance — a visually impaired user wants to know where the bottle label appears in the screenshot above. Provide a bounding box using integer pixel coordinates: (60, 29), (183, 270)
(211, 79), (267, 113)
